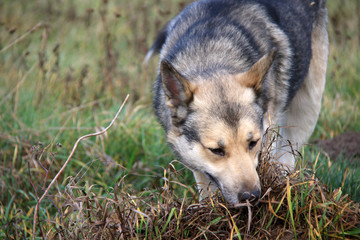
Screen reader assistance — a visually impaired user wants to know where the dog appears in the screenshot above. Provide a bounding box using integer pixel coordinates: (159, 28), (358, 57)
(146, 0), (328, 204)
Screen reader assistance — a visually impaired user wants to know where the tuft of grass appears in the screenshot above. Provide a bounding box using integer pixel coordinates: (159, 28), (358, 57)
(19, 129), (360, 239)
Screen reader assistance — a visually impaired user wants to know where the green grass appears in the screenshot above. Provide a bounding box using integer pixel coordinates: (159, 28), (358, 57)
(0, 0), (359, 238)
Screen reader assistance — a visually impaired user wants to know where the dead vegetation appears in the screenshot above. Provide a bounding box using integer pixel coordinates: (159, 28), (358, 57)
(35, 129), (360, 239)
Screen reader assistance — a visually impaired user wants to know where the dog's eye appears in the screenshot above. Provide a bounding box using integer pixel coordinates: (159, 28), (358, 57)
(248, 140), (259, 150)
(209, 148), (225, 156)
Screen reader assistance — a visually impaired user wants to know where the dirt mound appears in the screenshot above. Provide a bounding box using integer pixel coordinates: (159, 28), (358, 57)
(315, 131), (360, 161)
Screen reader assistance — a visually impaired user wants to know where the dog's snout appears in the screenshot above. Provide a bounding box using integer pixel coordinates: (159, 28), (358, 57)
(238, 189), (260, 202)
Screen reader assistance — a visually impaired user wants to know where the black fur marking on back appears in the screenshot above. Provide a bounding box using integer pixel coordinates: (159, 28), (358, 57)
(258, 0), (321, 105)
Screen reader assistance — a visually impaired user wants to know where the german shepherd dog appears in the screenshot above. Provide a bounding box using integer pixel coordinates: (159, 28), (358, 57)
(146, 0), (328, 204)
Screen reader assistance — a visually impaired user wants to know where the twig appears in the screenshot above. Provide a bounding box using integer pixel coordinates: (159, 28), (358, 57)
(32, 94), (129, 240)
(234, 200), (253, 233)
(246, 200), (252, 233)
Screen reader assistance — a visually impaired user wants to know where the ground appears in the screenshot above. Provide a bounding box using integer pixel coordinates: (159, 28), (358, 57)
(315, 131), (360, 162)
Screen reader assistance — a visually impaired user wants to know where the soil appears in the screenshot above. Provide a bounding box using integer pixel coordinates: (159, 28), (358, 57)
(314, 131), (360, 162)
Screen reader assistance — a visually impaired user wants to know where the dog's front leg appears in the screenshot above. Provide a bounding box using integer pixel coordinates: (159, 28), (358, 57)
(192, 170), (218, 200)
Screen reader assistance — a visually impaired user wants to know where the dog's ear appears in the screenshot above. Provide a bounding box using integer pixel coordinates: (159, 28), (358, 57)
(235, 48), (276, 92)
(160, 60), (194, 108)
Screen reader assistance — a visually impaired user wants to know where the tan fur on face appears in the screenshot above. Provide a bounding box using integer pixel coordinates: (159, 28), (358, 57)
(190, 116), (261, 204)
(168, 76), (263, 204)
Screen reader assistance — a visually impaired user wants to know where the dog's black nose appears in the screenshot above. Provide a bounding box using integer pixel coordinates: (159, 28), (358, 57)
(238, 190), (261, 201)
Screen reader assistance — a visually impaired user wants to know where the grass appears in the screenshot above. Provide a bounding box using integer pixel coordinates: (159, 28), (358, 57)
(0, 0), (359, 238)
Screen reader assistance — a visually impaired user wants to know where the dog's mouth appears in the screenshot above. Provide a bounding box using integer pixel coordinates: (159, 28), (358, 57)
(204, 171), (221, 189)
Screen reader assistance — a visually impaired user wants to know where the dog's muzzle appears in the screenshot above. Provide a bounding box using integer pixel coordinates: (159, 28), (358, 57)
(206, 171), (261, 202)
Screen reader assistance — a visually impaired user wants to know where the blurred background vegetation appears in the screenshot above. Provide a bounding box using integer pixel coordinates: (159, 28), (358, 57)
(0, 0), (359, 238)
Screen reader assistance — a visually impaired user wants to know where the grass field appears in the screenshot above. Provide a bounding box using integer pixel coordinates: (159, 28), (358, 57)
(0, 0), (359, 238)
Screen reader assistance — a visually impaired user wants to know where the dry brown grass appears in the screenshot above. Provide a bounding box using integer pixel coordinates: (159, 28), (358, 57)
(39, 129), (360, 239)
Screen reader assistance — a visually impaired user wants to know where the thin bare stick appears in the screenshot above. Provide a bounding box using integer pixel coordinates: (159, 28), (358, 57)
(0, 22), (43, 54)
(246, 199), (252, 233)
(233, 200), (253, 233)
(32, 94), (129, 240)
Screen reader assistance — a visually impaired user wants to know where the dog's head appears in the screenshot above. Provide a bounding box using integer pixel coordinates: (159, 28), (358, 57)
(160, 50), (276, 204)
